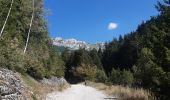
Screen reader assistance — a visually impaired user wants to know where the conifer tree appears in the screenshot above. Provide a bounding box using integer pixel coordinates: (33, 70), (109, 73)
(0, 0), (14, 37)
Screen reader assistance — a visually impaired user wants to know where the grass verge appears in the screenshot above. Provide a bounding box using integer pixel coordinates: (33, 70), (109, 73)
(86, 81), (156, 100)
(21, 74), (69, 100)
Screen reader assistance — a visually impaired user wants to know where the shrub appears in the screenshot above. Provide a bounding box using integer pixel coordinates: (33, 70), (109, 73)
(109, 68), (134, 86)
(120, 70), (134, 86)
(25, 57), (45, 80)
(74, 64), (98, 81)
(96, 69), (108, 83)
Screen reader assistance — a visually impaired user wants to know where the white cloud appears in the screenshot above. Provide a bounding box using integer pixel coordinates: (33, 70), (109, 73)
(108, 22), (118, 30)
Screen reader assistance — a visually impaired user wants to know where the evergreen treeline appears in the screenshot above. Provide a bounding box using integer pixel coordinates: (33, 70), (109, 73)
(62, 48), (107, 83)
(62, 1), (170, 99)
(0, 0), (65, 79)
(101, 1), (170, 99)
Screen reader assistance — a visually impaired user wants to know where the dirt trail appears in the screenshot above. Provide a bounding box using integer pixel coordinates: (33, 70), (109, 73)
(46, 84), (111, 100)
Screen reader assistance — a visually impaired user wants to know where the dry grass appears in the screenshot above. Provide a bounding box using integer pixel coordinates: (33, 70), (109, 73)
(85, 81), (156, 100)
(21, 74), (69, 100)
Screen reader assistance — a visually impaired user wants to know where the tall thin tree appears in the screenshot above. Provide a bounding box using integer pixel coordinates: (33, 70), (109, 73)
(24, 0), (34, 54)
(0, 0), (14, 37)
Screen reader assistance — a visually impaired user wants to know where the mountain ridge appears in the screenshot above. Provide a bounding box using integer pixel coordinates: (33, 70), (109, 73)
(52, 37), (105, 51)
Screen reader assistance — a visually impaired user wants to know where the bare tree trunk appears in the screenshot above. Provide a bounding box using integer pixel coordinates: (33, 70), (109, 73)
(24, 0), (34, 54)
(0, 0), (14, 37)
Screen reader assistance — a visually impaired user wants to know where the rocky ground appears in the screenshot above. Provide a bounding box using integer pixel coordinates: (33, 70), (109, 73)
(40, 77), (68, 87)
(0, 68), (69, 100)
(0, 68), (31, 100)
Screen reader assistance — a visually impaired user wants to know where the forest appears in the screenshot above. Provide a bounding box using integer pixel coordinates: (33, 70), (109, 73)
(62, 1), (170, 99)
(0, 0), (170, 100)
(0, 0), (65, 79)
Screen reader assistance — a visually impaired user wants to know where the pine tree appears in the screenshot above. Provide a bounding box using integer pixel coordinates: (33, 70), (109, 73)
(134, 48), (165, 94)
(89, 49), (103, 69)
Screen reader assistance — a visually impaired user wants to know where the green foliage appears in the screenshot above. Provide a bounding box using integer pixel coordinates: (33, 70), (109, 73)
(109, 68), (120, 84)
(0, 0), (65, 80)
(121, 70), (134, 86)
(25, 56), (45, 79)
(71, 64), (107, 82)
(109, 68), (134, 86)
(96, 69), (108, 83)
(62, 48), (71, 65)
(134, 48), (165, 90)
(63, 48), (106, 83)
(102, 36), (138, 73)
(0, 41), (26, 74)
(47, 45), (65, 77)
(89, 49), (103, 69)
(160, 72), (170, 100)
(162, 47), (170, 71)
(101, 1), (170, 99)
(72, 64), (98, 81)
(133, 48), (170, 99)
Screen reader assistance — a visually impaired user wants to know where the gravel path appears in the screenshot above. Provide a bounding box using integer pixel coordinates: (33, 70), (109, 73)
(46, 84), (109, 100)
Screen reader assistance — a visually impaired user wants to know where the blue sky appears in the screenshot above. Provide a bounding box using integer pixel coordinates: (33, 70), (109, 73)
(44, 0), (159, 43)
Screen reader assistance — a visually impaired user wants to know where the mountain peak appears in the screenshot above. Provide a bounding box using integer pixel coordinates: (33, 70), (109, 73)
(52, 37), (105, 51)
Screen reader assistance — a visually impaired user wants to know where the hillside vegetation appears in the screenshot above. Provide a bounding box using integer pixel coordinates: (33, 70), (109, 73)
(0, 0), (65, 79)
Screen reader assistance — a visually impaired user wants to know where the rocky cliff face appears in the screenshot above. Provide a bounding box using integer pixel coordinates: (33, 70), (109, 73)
(52, 37), (105, 51)
(0, 68), (31, 100)
(0, 68), (69, 100)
